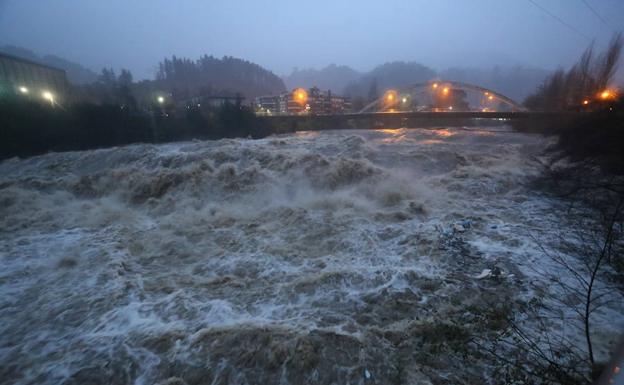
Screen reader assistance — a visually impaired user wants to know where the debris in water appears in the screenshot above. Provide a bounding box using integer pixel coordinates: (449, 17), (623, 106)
(475, 269), (492, 279)
(453, 224), (466, 233)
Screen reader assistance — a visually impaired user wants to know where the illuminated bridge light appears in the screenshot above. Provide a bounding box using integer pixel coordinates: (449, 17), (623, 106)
(582, 99), (589, 106)
(383, 90), (398, 106)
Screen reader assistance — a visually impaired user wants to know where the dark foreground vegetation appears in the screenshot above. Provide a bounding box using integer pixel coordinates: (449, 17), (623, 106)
(0, 97), (275, 160)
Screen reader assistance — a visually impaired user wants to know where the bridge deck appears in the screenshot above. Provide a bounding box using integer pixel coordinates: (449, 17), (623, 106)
(258, 111), (583, 133)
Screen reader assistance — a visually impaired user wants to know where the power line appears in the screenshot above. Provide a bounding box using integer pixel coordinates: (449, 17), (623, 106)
(580, 0), (612, 31)
(526, 0), (591, 41)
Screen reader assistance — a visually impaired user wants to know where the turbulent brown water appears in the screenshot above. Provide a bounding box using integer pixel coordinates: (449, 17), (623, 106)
(1, 127), (622, 385)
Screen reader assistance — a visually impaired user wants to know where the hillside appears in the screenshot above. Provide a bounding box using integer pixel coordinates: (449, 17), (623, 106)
(155, 55), (286, 99)
(282, 64), (361, 93)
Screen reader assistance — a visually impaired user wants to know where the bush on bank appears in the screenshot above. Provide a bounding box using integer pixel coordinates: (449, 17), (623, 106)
(0, 98), (272, 160)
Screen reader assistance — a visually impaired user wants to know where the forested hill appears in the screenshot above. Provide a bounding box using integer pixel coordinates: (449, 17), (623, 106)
(156, 55), (286, 99)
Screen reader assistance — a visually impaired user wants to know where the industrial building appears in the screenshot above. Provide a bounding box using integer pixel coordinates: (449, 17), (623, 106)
(254, 87), (351, 115)
(0, 52), (69, 103)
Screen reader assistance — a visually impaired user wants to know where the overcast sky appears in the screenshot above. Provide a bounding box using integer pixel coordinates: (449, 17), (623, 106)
(0, 0), (623, 80)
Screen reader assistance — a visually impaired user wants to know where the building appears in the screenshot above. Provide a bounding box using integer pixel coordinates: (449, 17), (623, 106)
(0, 52), (69, 103)
(255, 87), (351, 115)
(254, 95), (281, 114)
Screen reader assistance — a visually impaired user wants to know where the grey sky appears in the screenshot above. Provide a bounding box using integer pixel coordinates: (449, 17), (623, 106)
(0, 0), (622, 80)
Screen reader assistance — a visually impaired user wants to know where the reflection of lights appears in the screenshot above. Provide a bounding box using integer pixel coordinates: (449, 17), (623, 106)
(19, 86), (29, 94)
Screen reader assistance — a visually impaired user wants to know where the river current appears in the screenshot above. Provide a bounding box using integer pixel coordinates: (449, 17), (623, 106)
(1, 127), (622, 384)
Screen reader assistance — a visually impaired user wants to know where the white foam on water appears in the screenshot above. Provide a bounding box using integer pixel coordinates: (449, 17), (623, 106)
(1, 127), (622, 384)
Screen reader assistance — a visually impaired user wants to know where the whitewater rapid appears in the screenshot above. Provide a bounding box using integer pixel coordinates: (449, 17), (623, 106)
(1, 127), (622, 384)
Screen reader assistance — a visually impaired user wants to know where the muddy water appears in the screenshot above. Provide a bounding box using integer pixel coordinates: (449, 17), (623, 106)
(0, 127), (622, 384)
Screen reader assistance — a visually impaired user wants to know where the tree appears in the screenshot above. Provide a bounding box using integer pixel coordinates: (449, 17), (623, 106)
(525, 33), (622, 111)
(367, 78), (378, 102)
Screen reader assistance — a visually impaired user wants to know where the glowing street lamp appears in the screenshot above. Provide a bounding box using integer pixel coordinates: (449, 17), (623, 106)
(432, 83), (439, 90)
(293, 88), (308, 106)
(42, 90), (54, 105)
(599, 90), (617, 100)
(383, 90), (398, 107)
(582, 99), (590, 106)
(488, 95), (494, 101)
(19, 86), (29, 94)
(157, 96), (165, 104)
(442, 87), (450, 95)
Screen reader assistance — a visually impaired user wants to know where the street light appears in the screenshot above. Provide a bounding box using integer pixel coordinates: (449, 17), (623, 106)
(599, 90), (617, 100)
(383, 90), (398, 107)
(42, 90), (54, 105)
(19, 86), (29, 94)
(157, 96), (165, 104)
(442, 87), (450, 95)
(432, 83), (439, 90)
(293, 88), (308, 106)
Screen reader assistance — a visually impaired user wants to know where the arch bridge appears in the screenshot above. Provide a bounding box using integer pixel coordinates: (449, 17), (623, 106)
(359, 81), (528, 113)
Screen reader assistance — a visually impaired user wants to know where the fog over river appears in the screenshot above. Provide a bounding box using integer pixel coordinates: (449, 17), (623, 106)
(1, 128), (622, 384)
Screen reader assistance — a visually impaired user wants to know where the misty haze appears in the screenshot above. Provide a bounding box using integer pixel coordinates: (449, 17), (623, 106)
(1, 1), (624, 385)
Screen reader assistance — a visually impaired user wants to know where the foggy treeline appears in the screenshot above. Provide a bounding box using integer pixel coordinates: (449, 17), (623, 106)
(283, 61), (552, 105)
(155, 55), (286, 99)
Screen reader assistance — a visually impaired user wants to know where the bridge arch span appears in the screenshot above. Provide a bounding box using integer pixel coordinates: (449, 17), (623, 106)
(359, 81), (528, 113)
